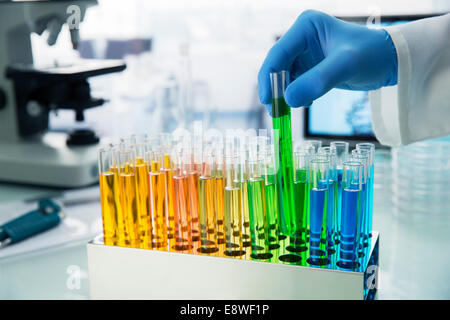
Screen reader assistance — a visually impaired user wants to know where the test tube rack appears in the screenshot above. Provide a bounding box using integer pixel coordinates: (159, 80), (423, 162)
(87, 231), (379, 300)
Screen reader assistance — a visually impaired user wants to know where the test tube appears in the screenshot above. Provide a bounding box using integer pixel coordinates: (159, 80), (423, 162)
(263, 150), (280, 251)
(295, 141), (315, 155)
(238, 149), (252, 248)
(351, 149), (370, 249)
(187, 148), (200, 242)
(223, 155), (244, 256)
(304, 140), (322, 153)
(289, 150), (311, 253)
(330, 141), (349, 242)
(109, 144), (127, 246)
(215, 150), (226, 245)
(338, 161), (363, 269)
(318, 147), (338, 252)
(118, 148), (140, 248)
(131, 133), (148, 145)
(172, 150), (192, 251)
(270, 70), (296, 238)
(162, 148), (176, 241)
(133, 141), (152, 249)
(98, 147), (120, 246)
(356, 143), (375, 238)
(308, 158), (330, 266)
(198, 149), (219, 254)
(147, 150), (168, 250)
(247, 159), (272, 260)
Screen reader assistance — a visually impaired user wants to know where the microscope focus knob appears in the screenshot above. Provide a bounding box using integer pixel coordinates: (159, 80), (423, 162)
(0, 87), (7, 110)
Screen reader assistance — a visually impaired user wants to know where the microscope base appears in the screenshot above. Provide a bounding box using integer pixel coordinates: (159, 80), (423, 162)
(0, 132), (104, 188)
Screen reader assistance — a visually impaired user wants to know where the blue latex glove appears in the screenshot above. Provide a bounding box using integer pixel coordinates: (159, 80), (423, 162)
(258, 10), (398, 112)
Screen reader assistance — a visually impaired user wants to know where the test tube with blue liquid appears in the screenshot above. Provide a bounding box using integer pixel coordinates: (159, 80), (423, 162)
(338, 160), (363, 270)
(351, 149), (370, 250)
(356, 143), (375, 239)
(307, 158), (330, 266)
(330, 141), (349, 244)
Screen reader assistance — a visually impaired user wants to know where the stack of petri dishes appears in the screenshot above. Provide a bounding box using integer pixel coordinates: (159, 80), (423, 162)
(391, 137), (450, 226)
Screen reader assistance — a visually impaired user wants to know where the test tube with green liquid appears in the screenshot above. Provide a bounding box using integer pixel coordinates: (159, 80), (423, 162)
(247, 159), (272, 260)
(270, 70), (295, 237)
(289, 150), (311, 253)
(263, 149), (280, 251)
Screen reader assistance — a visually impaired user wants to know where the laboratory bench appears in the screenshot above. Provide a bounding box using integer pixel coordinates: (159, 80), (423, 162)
(0, 149), (449, 300)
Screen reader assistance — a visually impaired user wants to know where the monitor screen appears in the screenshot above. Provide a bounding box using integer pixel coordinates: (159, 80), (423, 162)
(305, 15), (437, 142)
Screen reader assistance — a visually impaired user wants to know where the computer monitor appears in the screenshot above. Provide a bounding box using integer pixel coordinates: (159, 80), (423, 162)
(304, 14), (441, 147)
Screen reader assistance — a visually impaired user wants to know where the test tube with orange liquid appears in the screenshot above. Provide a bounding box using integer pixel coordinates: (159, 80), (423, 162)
(172, 150), (193, 252)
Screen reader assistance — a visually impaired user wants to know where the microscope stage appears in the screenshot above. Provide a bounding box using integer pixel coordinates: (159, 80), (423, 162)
(0, 132), (109, 188)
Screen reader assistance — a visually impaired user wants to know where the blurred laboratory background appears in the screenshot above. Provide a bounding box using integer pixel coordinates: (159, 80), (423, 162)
(0, 0), (450, 300)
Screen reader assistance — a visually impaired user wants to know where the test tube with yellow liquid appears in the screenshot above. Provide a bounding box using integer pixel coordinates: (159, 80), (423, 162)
(147, 150), (168, 250)
(197, 149), (219, 254)
(215, 150), (226, 245)
(223, 155), (245, 257)
(118, 149), (140, 248)
(108, 144), (127, 246)
(172, 151), (193, 252)
(238, 150), (252, 249)
(160, 133), (176, 242)
(98, 147), (121, 246)
(131, 140), (152, 249)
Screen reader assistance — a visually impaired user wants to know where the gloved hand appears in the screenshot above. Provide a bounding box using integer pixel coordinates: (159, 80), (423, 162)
(258, 10), (398, 112)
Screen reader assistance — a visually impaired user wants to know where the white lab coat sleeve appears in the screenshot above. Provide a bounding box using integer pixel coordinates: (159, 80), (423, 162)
(369, 14), (450, 147)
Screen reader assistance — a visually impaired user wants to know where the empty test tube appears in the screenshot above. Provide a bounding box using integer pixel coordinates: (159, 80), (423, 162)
(338, 160), (363, 269)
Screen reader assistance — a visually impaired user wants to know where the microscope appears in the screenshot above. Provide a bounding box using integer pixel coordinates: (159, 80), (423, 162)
(0, 0), (126, 188)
